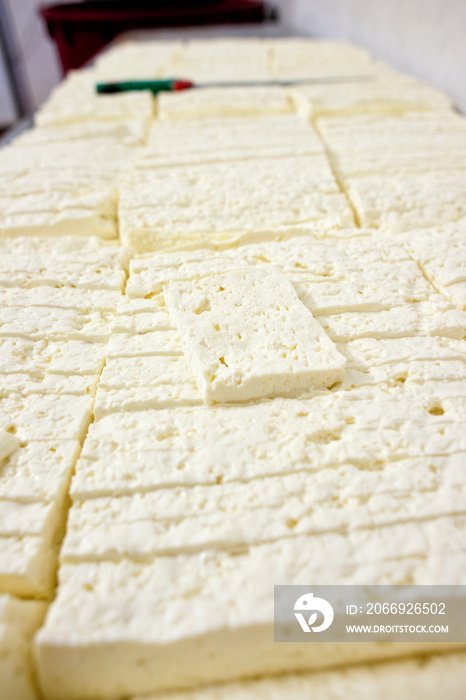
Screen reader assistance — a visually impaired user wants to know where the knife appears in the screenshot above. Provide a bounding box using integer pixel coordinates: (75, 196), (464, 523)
(96, 76), (374, 95)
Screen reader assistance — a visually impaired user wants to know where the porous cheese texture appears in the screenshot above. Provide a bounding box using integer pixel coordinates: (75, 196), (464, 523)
(141, 115), (325, 167)
(0, 594), (46, 700)
(165, 267), (346, 403)
(1, 34), (466, 700)
(119, 157), (354, 252)
(132, 651), (466, 700)
(36, 518), (466, 698)
(157, 86), (293, 121)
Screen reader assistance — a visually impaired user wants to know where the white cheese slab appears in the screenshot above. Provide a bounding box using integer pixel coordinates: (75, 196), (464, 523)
(125, 232), (408, 298)
(131, 652), (466, 700)
(0, 287), (121, 312)
(0, 499), (60, 538)
(0, 258), (126, 291)
(294, 262), (433, 315)
(165, 267), (346, 403)
(35, 516), (466, 698)
(269, 38), (374, 81)
(347, 173), (466, 232)
(317, 298), (466, 341)
(0, 533), (56, 598)
(93, 355), (201, 417)
(291, 73), (452, 119)
(0, 306), (114, 342)
(111, 298), (172, 334)
(402, 222), (466, 309)
(339, 336), (466, 366)
(71, 393), (466, 498)
(35, 90), (154, 128)
(0, 594), (47, 700)
(119, 157), (353, 252)
(157, 86), (293, 121)
(0, 431), (19, 466)
(0, 234), (120, 258)
(0, 440), (80, 503)
(0, 338), (105, 376)
(0, 372), (99, 397)
(105, 331), (182, 358)
(143, 116), (325, 166)
(1, 394), (93, 443)
(62, 453), (466, 562)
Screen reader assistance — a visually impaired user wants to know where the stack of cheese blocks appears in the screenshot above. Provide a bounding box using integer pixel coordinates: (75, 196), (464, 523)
(1, 36), (466, 700)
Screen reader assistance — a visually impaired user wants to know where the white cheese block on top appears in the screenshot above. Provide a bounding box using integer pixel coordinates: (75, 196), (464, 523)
(165, 267), (346, 403)
(35, 517), (466, 698)
(0, 593), (47, 700)
(132, 651), (466, 700)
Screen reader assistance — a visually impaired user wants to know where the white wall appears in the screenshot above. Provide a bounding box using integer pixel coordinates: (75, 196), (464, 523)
(278, 0), (466, 112)
(0, 45), (17, 127)
(2, 0), (62, 116)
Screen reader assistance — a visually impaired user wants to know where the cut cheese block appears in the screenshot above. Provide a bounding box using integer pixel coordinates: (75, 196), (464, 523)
(0, 306), (114, 342)
(106, 330), (182, 357)
(317, 297), (466, 341)
(0, 234), (125, 259)
(402, 221), (466, 309)
(71, 392), (466, 498)
(35, 89), (153, 128)
(111, 299), (173, 334)
(291, 71), (452, 119)
(166, 38), (270, 83)
(93, 355), (200, 417)
(0, 287), (121, 312)
(0, 372), (99, 397)
(17, 118), (147, 146)
(36, 517), (466, 698)
(269, 38), (375, 81)
(0, 338), (106, 376)
(165, 267), (346, 403)
(157, 86), (293, 121)
(0, 533), (57, 598)
(0, 429), (19, 461)
(0, 394), (93, 442)
(125, 232), (409, 298)
(141, 116), (325, 167)
(318, 113), (466, 181)
(132, 651), (466, 700)
(346, 173), (466, 232)
(0, 258), (126, 291)
(0, 593), (47, 700)
(119, 158), (353, 253)
(294, 261), (434, 315)
(0, 500), (60, 539)
(0, 440), (80, 503)
(62, 453), (466, 562)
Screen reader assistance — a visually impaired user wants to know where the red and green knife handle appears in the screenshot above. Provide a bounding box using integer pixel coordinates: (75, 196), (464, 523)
(96, 79), (193, 95)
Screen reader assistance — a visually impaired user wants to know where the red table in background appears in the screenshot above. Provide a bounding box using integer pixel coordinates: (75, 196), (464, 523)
(40, 1), (274, 74)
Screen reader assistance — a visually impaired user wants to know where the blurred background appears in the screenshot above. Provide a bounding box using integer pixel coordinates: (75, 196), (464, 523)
(1, 0), (465, 131)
